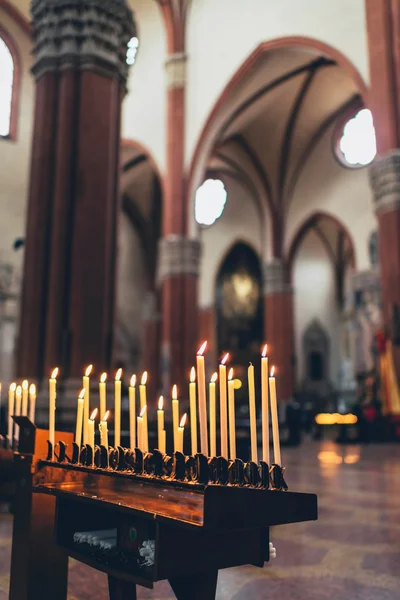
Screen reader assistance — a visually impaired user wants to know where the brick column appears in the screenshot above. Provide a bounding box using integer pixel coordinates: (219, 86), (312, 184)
(158, 236), (201, 393)
(159, 52), (201, 392)
(370, 154), (400, 371)
(263, 260), (295, 401)
(17, 0), (135, 382)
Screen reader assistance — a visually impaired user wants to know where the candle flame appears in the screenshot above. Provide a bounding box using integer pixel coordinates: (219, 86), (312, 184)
(22, 379), (28, 390)
(262, 344), (268, 358)
(130, 374), (136, 387)
(115, 368), (122, 381)
(172, 384), (178, 400)
(140, 405), (147, 417)
(211, 372), (218, 383)
(102, 410), (110, 422)
(270, 366), (275, 377)
(141, 371), (148, 386)
(221, 353), (229, 365)
(190, 367), (196, 383)
(9, 382), (16, 392)
(78, 388), (86, 400)
(100, 372), (107, 383)
(29, 384), (36, 395)
(16, 385), (22, 396)
(179, 413), (187, 428)
(51, 367), (59, 379)
(228, 368), (233, 380)
(90, 408), (98, 421)
(85, 364), (93, 377)
(158, 395), (164, 410)
(197, 341), (207, 356)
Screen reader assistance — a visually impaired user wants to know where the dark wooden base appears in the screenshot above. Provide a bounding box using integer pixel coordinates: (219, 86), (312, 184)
(108, 572), (218, 600)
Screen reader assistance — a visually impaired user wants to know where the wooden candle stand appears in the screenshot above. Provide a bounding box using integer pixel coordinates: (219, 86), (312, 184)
(9, 419), (317, 600)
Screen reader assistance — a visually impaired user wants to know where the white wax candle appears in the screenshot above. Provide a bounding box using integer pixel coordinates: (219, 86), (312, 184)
(75, 389), (85, 447)
(228, 369), (236, 460)
(21, 380), (29, 416)
(137, 405), (146, 452)
(177, 414), (187, 454)
(129, 375), (136, 450)
(14, 385), (22, 444)
(99, 410), (109, 447)
(83, 365), (92, 446)
(196, 342), (208, 456)
(261, 345), (270, 464)
(219, 353), (229, 458)
(114, 368), (122, 447)
(157, 396), (165, 452)
(269, 367), (281, 466)
(189, 368), (197, 455)
(209, 373), (217, 458)
(29, 384), (36, 424)
(49, 368), (58, 458)
(172, 385), (179, 453)
(99, 372), (107, 425)
(7, 383), (16, 445)
(139, 372), (148, 452)
(88, 408), (97, 461)
(248, 363), (258, 464)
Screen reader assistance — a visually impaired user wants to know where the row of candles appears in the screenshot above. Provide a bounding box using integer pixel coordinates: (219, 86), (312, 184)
(5, 343), (282, 465)
(6, 381), (36, 443)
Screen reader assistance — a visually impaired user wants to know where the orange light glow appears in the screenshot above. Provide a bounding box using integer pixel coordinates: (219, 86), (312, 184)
(100, 372), (107, 383)
(130, 374), (136, 387)
(221, 353), (229, 365)
(22, 380), (28, 390)
(115, 368), (122, 381)
(158, 396), (164, 411)
(141, 371), (148, 386)
(9, 382), (16, 392)
(262, 344), (268, 357)
(90, 408), (98, 421)
(140, 405), (147, 418)
(197, 341), (207, 356)
(29, 384), (36, 395)
(102, 410), (110, 422)
(51, 367), (59, 379)
(211, 372), (218, 383)
(228, 368), (233, 381)
(78, 388), (86, 400)
(16, 385), (21, 397)
(85, 365), (93, 377)
(179, 413), (187, 428)
(270, 366), (275, 378)
(172, 384), (178, 400)
(190, 367), (196, 383)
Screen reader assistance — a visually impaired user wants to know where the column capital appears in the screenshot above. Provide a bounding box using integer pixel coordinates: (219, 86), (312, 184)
(370, 150), (400, 215)
(165, 52), (187, 89)
(263, 260), (292, 296)
(157, 236), (201, 282)
(31, 0), (136, 82)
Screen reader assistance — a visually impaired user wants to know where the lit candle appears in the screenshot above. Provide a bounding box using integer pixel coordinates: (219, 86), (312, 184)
(228, 368), (236, 460)
(129, 375), (136, 450)
(172, 384), (179, 453)
(137, 405), (147, 452)
(248, 363), (258, 464)
(99, 410), (110, 447)
(219, 353), (229, 459)
(177, 413), (187, 454)
(29, 383), (36, 424)
(209, 373), (217, 458)
(99, 372), (107, 424)
(83, 365), (93, 445)
(139, 372), (148, 452)
(261, 344), (270, 464)
(75, 388), (85, 447)
(7, 382), (16, 445)
(114, 368), (122, 448)
(157, 396), (165, 453)
(189, 367), (197, 455)
(88, 408), (98, 456)
(49, 368), (58, 457)
(21, 380), (29, 416)
(269, 367), (281, 466)
(196, 341), (208, 456)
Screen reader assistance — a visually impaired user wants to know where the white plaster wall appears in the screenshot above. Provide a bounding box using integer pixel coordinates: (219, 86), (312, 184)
(186, 0), (369, 167)
(0, 10), (34, 268)
(285, 124), (376, 271)
(293, 230), (340, 386)
(199, 177), (264, 308)
(116, 214), (147, 368)
(122, 0), (166, 173)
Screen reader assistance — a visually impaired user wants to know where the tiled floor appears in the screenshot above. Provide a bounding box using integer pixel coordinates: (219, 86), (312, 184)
(1, 439), (400, 599)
